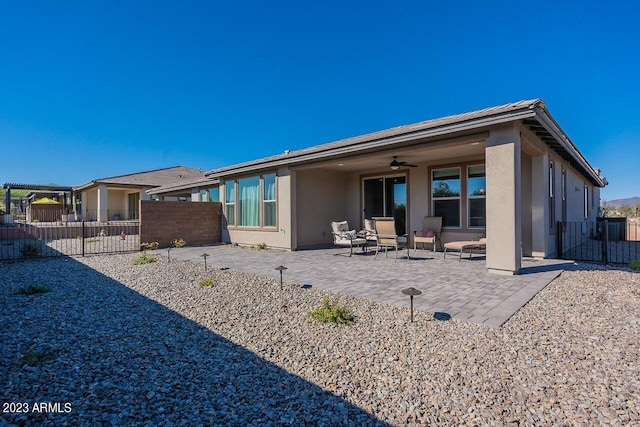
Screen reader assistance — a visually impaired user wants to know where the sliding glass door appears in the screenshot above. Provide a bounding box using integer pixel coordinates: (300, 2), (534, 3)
(363, 176), (407, 235)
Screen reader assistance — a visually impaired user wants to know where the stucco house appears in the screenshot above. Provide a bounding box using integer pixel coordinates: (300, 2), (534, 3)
(74, 166), (204, 222)
(203, 99), (607, 275)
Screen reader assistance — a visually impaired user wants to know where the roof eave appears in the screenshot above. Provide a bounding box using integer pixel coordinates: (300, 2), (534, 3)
(147, 178), (220, 195)
(533, 106), (606, 187)
(206, 108), (538, 178)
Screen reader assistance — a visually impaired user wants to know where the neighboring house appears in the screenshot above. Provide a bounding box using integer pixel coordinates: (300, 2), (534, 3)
(147, 176), (220, 202)
(204, 99), (607, 275)
(74, 166), (204, 222)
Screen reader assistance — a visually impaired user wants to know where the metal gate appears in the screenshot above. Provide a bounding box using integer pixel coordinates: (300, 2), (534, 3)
(557, 220), (640, 264)
(1, 221), (140, 260)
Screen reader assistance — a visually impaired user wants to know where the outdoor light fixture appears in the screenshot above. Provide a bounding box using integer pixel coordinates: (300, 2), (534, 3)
(275, 265), (287, 290)
(167, 247), (171, 263)
(401, 287), (422, 323)
(201, 253), (210, 271)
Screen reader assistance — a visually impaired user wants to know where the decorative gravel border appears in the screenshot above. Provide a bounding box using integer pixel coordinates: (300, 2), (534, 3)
(1, 254), (639, 425)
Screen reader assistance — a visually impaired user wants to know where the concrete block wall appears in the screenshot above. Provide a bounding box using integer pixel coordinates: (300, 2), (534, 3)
(140, 200), (222, 248)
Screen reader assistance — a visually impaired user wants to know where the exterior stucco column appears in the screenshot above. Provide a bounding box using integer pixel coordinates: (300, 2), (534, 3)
(531, 154), (549, 257)
(485, 126), (522, 274)
(277, 167), (297, 250)
(97, 185), (108, 223)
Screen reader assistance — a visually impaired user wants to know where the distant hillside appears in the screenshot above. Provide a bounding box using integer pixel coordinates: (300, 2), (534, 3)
(606, 197), (640, 208)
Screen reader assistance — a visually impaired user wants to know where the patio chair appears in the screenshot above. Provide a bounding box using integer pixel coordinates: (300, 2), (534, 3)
(362, 218), (378, 247)
(413, 216), (442, 252)
(372, 217), (410, 261)
(331, 220), (368, 257)
(443, 237), (487, 261)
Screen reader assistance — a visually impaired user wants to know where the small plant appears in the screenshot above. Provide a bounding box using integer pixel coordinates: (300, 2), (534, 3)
(16, 284), (50, 295)
(172, 238), (186, 248)
(249, 245), (255, 249)
(309, 298), (354, 325)
(199, 277), (214, 287)
(84, 238), (100, 243)
(257, 242), (267, 250)
(133, 254), (158, 265)
(142, 242), (159, 250)
(629, 260), (640, 271)
(20, 241), (43, 258)
(21, 350), (56, 366)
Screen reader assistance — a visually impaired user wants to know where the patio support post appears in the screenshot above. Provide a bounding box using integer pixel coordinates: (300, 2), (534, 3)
(97, 184), (108, 223)
(485, 125), (522, 274)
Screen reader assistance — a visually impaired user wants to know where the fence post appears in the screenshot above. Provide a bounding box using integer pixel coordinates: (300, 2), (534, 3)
(82, 221), (85, 257)
(602, 220), (608, 264)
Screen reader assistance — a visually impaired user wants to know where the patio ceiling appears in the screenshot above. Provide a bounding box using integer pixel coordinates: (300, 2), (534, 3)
(293, 135), (487, 172)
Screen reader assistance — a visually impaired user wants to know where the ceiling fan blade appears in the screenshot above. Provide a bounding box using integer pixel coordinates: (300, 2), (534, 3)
(399, 161), (418, 167)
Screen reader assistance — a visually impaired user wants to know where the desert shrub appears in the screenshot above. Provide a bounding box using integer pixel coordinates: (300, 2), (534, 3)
(172, 238), (186, 248)
(142, 242), (159, 250)
(133, 254), (157, 265)
(16, 284), (50, 295)
(199, 277), (214, 287)
(21, 350), (56, 366)
(309, 298), (354, 325)
(630, 260), (640, 271)
(20, 241), (43, 258)
(257, 242), (267, 250)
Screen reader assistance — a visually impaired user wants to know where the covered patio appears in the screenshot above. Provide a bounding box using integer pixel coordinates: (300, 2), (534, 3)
(167, 245), (571, 327)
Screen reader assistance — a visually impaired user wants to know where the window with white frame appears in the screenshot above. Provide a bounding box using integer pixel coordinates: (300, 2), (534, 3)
(238, 176), (260, 226)
(209, 187), (220, 202)
(226, 174), (277, 228)
(584, 185), (589, 218)
(432, 168), (461, 228)
(263, 173), (276, 227)
(561, 168), (567, 223)
(467, 165), (486, 228)
(225, 181), (235, 226)
(199, 189), (208, 202)
(549, 161), (555, 230)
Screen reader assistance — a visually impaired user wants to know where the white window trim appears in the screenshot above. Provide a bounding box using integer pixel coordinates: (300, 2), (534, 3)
(467, 164), (486, 229)
(432, 167), (462, 229)
(262, 173), (277, 228)
(224, 181), (235, 226)
(226, 173), (278, 229)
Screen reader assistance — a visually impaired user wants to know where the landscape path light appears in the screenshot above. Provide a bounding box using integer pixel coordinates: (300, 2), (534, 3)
(401, 287), (422, 323)
(275, 265), (287, 290)
(201, 253), (210, 271)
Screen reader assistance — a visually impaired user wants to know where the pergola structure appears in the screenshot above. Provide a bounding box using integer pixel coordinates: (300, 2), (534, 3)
(2, 183), (73, 221)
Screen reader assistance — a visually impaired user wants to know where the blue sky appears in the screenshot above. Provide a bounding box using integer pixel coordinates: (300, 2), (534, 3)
(1, 1), (638, 201)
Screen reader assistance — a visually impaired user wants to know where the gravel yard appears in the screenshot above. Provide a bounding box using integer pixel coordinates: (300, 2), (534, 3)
(1, 253), (639, 425)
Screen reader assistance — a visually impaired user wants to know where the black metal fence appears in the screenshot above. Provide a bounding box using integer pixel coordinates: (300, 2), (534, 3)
(0, 221), (140, 260)
(557, 219), (640, 264)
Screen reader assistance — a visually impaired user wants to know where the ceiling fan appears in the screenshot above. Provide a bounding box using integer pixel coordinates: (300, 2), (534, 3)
(389, 156), (417, 170)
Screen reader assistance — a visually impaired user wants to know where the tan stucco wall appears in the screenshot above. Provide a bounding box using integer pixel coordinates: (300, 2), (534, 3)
(521, 152), (533, 256)
(296, 169), (349, 248)
(485, 125), (522, 274)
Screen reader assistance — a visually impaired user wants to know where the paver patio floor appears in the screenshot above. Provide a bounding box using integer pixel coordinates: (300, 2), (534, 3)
(168, 245), (572, 327)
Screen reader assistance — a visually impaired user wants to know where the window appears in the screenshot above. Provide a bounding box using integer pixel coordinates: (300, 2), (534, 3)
(549, 161), (555, 230)
(263, 173), (276, 227)
(467, 165), (486, 228)
(238, 177), (260, 226)
(209, 187), (219, 202)
(199, 189), (208, 202)
(584, 185), (589, 218)
(432, 168), (460, 228)
(561, 169), (567, 223)
(226, 174), (277, 228)
(225, 181), (235, 226)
